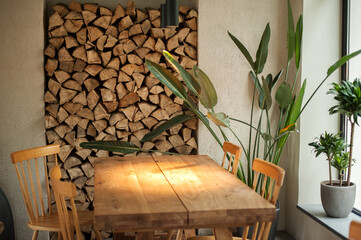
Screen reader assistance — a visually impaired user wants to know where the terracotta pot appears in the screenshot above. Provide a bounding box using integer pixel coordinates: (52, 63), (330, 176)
(320, 180), (356, 218)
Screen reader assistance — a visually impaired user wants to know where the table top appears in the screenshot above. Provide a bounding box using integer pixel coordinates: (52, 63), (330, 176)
(93, 155), (275, 230)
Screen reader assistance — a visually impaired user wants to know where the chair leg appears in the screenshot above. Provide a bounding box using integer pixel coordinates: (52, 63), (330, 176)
(94, 229), (102, 240)
(176, 229), (183, 240)
(58, 232), (63, 240)
(32, 230), (39, 240)
(166, 230), (176, 240)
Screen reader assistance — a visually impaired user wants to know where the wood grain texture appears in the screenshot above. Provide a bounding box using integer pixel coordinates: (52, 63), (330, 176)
(350, 220), (361, 240)
(93, 156), (187, 230)
(94, 155), (275, 235)
(154, 155), (275, 228)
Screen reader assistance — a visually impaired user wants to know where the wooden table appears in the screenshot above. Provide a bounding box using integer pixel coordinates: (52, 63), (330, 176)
(93, 155), (275, 240)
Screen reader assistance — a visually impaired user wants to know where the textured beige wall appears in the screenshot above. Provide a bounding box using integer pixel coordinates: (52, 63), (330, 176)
(0, 0), (46, 239)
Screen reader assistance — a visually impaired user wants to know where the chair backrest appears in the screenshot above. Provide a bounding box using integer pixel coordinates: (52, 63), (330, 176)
(350, 220), (361, 240)
(243, 158), (285, 240)
(221, 141), (242, 176)
(10, 144), (60, 222)
(50, 166), (83, 240)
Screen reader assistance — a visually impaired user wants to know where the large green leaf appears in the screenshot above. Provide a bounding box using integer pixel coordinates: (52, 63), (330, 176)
(272, 69), (284, 88)
(286, 79), (306, 125)
(261, 76), (272, 110)
(254, 23), (271, 74)
(276, 82), (293, 109)
(145, 60), (187, 100)
(207, 112), (230, 127)
(80, 141), (141, 154)
(192, 66), (218, 109)
(163, 51), (201, 96)
(327, 49), (361, 77)
(287, 0), (295, 62)
(250, 71), (265, 109)
(141, 114), (195, 142)
(228, 31), (255, 70)
(295, 15), (303, 69)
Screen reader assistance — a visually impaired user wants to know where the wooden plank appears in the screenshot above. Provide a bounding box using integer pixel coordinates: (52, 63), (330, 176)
(93, 156), (187, 230)
(154, 155), (276, 228)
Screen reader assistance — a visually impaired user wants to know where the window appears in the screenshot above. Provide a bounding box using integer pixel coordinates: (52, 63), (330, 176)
(347, 0), (361, 211)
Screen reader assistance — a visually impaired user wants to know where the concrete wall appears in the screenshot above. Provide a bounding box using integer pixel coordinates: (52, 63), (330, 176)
(0, 0), (46, 239)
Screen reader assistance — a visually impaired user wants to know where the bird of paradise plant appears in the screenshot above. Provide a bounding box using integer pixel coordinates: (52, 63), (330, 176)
(81, 1), (361, 187)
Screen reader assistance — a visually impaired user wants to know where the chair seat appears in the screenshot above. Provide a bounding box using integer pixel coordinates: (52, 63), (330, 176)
(27, 210), (94, 232)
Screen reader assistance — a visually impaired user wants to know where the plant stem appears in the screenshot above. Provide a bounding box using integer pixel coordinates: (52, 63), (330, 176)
(248, 75), (257, 185)
(327, 156), (332, 186)
(297, 76), (329, 121)
(229, 127), (247, 183)
(284, 61), (290, 83)
(253, 111), (263, 164)
(229, 117), (260, 132)
(291, 68), (300, 92)
(348, 121), (355, 186)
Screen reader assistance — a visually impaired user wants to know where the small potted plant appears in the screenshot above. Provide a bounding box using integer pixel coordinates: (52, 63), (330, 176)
(308, 78), (361, 218)
(309, 132), (354, 217)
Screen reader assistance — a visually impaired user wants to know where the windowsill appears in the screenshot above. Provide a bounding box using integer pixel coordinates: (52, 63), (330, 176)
(297, 204), (361, 240)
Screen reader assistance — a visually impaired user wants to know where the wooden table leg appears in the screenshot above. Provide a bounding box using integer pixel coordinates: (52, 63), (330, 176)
(213, 228), (233, 240)
(136, 231), (154, 240)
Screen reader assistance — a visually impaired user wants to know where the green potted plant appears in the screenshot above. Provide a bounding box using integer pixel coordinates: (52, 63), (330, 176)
(311, 78), (361, 217)
(309, 132), (354, 217)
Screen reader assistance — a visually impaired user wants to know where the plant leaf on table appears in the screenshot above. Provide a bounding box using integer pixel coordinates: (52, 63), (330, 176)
(141, 114), (195, 142)
(80, 141), (141, 154)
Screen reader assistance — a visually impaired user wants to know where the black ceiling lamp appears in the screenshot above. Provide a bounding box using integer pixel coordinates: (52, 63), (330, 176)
(161, 0), (179, 28)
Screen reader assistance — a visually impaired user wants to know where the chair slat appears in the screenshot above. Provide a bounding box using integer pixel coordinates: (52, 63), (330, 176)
(15, 163), (34, 221)
(71, 198), (83, 240)
(20, 162), (35, 221)
(44, 156), (52, 214)
(27, 159), (39, 218)
(35, 158), (45, 216)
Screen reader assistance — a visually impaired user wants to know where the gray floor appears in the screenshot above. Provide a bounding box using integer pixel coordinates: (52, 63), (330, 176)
(275, 231), (295, 240)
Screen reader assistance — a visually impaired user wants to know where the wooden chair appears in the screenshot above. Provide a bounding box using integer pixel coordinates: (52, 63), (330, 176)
(50, 165), (102, 240)
(186, 158), (285, 240)
(11, 144), (62, 240)
(221, 141), (243, 176)
(349, 220), (361, 240)
(169, 142), (243, 240)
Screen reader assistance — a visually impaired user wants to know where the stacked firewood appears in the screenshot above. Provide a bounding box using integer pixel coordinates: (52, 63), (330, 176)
(44, 1), (197, 237)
